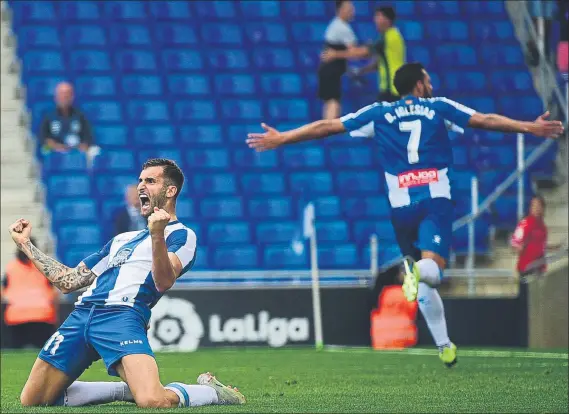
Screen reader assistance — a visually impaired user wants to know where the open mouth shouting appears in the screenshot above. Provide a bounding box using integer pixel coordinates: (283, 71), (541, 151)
(139, 193), (151, 215)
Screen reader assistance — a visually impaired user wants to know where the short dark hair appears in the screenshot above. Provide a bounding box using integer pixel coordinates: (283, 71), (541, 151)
(142, 158), (184, 199)
(336, 0), (348, 11)
(530, 194), (546, 211)
(394, 62), (426, 96)
(375, 5), (396, 22)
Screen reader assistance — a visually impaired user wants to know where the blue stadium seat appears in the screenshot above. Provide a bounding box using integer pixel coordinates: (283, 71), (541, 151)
(290, 172), (333, 194)
(282, 2), (328, 18)
(308, 197), (341, 218)
(162, 50), (203, 72)
(427, 21), (468, 41)
(245, 23), (288, 45)
(215, 75), (255, 95)
(193, 174), (236, 195)
(208, 50), (249, 70)
(109, 25), (151, 47)
(138, 149), (183, 166)
(70, 50), (111, 73)
(186, 150), (229, 170)
(269, 99), (309, 121)
(239, 1), (280, 18)
(128, 101), (170, 123)
(264, 246), (308, 269)
(17, 26), (60, 50)
(227, 124), (260, 144)
(201, 24), (243, 45)
(95, 175), (136, 197)
(47, 175), (92, 201)
(75, 76), (116, 98)
(282, 147), (325, 169)
(498, 96), (543, 119)
(62, 246), (100, 267)
(31, 101), (52, 131)
(257, 222), (298, 243)
(444, 72), (487, 93)
(148, 1), (192, 20)
(342, 197), (390, 219)
(316, 221), (349, 242)
(103, 1), (147, 21)
(319, 244), (357, 269)
(480, 44), (524, 66)
(435, 45), (476, 66)
(168, 75), (210, 96)
(407, 46), (431, 66)
(336, 172), (381, 193)
(23, 51), (65, 75)
(330, 147), (372, 168)
(175, 199), (194, 221)
(95, 126), (129, 148)
(353, 23), (377, 43)
(362, 244), (402, 268)
(353, 220), (397, 243)
(261, 74), (301, 95)
(398, 21), (424, 41)
(478, 170), (532, 196)
(122, 75), (162, 97)
(58, 2), (101, 22)
(241, 173), (285, 194)
(82, 101), (122, 123)
(26, 76), (66, 101)
(253, 48), (295, 70)
(471, 22), (515, 41)
(491, 195), (524, 229)
(452, 218), (491, 253)
(101, 198), (124, 223)
(180, 125), (223, 145)
(194, 1), (236, 19)
(63, 26), (106, 48)
(58, 225), (101, 248)
(418, 1), (459, 16)
(93, 150), (136, 173)
(207, 223), (251, 244)
(450, 170), (476, 194)
(42, 151), (87, 175)
(461, 1), (505, 15)
(452, 145), (470, 169)
(471, 146), (516, 170)
(200, 198), (243, 219)
(248, 197), (291, 219)
(11, 1), (56, 25)
(460, 97), (495, 113)
(175, 101), (216, 121)
(191, 246), (208, 270)
(115, 50), (157, 72)
(234, 149), (279, 169)
(296, 46), (322, 70)
(291, 22), (327, 43)
(155, 24), (197, 47)
(52, 199), (97, 224)
(133, 126), (175, 147)
(222, 100), (262, 120)
(213, 246), (258, 270)
(491, 71), (533, 93)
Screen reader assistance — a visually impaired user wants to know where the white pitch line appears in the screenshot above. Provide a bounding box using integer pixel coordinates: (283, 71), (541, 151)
(324, 346), (568, 360)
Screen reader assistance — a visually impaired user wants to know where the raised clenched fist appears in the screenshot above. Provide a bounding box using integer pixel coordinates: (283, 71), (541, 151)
(148, 208), (170, 235)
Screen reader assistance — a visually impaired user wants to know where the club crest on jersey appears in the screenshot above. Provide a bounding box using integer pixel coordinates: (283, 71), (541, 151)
(398, 168), (439, 188)
(108, 248), (132, 268)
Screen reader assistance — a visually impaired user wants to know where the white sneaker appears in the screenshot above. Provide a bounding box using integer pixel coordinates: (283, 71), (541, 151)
(197, 372), (246, 405)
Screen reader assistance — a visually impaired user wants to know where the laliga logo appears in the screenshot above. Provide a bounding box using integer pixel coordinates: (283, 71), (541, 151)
(148, 296), (204, 352)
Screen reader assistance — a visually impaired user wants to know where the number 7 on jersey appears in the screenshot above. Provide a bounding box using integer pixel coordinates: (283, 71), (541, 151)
(400, 120), (422, 164)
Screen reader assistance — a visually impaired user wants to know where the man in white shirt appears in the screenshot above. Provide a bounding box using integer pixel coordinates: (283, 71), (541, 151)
(318, 0), (357, 119)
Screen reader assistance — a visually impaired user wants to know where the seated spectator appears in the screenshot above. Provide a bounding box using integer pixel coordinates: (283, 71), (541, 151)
(39, 82), (100, 163)
(112, 184), (147, 237)
(1, 237), (58, 349)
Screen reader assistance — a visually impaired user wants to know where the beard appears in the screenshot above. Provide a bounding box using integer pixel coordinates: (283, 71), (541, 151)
(142, 187), (168, 218)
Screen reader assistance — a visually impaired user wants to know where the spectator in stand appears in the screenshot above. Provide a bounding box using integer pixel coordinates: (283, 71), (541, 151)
(112, 184), (147, 237)
(318, 0), (358, 119)
(1, 237), (58, 348)
(510, 195), (560, 278)
(527, 0), (558, 66)
(557, 0), (568, 79)
(39, 82), (100, 164)
(322, 5), (406, 102)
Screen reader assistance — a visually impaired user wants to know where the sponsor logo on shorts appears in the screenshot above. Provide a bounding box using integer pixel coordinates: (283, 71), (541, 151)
(398, 168), (439, 189)
(433, 235), (441, 244)
(120, 339), (143, 346)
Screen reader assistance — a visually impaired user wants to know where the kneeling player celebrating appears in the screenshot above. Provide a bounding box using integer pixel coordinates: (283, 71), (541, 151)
(247, 62), (564, 366)
(8, 158), (246, 408)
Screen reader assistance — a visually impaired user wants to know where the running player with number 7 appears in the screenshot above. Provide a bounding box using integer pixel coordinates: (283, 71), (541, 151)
(247, 62), (564, 367)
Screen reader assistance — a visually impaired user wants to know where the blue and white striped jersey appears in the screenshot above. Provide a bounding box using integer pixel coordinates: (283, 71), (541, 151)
(340, 96), (475, 208)
(77, 220), (197, 322)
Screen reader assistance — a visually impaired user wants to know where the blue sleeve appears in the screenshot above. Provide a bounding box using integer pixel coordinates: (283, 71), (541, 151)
(82, 238), (113, 275)
(431, 97), (476, 128)
(166, 229), (197, 273)
(340, 103), (384, 132)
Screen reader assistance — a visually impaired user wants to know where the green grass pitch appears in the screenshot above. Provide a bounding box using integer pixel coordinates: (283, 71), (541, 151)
(1, 347), (567, 413)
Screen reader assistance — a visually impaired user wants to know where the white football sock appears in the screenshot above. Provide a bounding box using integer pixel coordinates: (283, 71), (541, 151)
(416, 258), (442, 286)
(58, 381), (132, 406)
(417, 282), (451, 348)
(165, 383), (219, 407)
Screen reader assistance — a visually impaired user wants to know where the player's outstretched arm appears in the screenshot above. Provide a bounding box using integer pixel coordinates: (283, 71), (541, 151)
(468, 111), (564, 138)
(148, 208), (183, 293)
(247, 120), (346, 152)
(8, 219), (96, 294)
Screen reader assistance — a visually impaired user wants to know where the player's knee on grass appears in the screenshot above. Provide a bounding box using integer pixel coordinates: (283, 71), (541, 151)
(20, 358), (71, 406)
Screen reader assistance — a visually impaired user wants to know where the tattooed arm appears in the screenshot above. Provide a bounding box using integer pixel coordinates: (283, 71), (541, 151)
(9, 219), (97, 294)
